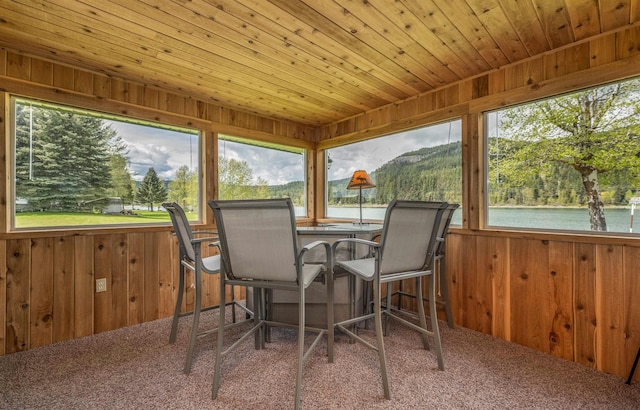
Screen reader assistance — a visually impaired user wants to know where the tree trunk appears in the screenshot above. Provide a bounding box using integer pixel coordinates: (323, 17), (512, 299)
(579, 167), (607, 231)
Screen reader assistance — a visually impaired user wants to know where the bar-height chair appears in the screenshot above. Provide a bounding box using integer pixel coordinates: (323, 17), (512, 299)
(163, 202), (251, 374)
(392, 202), (460, 328)
(332, 200), (448, 393)
(208, 198), (333, 410)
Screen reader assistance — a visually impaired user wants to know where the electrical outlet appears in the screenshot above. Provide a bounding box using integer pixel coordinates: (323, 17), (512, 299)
(96, 278), (107, 293)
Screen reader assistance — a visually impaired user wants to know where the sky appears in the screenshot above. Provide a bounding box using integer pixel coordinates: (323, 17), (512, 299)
(107, 121), (198, 181)
(108, 119), (461, 185)
(327, 120), (461, 181)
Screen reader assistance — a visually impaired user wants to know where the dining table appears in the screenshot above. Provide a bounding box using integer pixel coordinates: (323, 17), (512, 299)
(267, 223), (384, 328)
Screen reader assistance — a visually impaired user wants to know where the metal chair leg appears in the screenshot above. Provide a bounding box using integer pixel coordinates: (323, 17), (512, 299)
(428, 272), (445, 370)
(230, 284), (236, 323)
(169, 262), (186, 344)
(211, 273), (226, 399)
(294, 286), (305, 410)
(373, 275), (391, 399)
(183, 266), (202, 374)
(384, 284), (392, 336)
(626, 346), (640, 384)
(415, 276), (431, 350)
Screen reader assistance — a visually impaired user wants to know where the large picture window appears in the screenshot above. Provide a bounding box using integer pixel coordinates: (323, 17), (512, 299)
(218, 135), (306, 217)
(485, 77), (640, 234)
(325, 120), (462, 222)
(12, 97), (200, 229)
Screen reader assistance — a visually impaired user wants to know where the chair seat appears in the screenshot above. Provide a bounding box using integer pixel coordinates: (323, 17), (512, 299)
(336, 258), (375, 280)
(202, 255), (221, 272)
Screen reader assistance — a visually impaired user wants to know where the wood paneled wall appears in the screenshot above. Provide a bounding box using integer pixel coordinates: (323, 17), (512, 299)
(1, 231), (236, 355)
(316, 26), (640, 147)
(439, 232), (640, 381)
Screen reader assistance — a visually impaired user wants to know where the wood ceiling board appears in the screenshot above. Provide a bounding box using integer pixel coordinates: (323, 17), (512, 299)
(0, 0), (637, 127)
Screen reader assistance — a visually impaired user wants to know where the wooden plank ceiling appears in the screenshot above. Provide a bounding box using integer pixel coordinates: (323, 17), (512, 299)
(0, 0), (638, 127)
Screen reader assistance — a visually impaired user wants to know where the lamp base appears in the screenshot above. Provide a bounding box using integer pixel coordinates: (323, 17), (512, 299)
(352, 221), (371, 226)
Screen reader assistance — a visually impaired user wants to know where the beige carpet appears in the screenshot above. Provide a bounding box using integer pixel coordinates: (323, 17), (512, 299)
(1, 306), (639, 409)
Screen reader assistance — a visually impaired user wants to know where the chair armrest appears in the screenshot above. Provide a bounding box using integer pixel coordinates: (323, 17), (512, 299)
(299, 241), (332, 284)
(191, 237), (221, 253)
(332, 237), (380, 248)
(300, 240), (332, 264)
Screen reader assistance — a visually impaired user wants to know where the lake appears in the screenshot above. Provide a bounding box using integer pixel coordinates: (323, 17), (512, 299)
(318, 206), (640, 234)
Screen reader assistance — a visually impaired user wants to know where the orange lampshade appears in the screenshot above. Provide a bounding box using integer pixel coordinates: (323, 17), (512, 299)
(346, 170), (376, 190)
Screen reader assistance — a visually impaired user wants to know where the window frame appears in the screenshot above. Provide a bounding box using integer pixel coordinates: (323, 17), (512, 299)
(322, 119), (463, 224)
(482, 77), (640, 237)
(217, 134), (308, 218)
(8, 94), (206, 232)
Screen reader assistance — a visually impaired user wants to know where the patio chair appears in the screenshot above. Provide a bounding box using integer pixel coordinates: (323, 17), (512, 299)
(208, 198), (333, 410)
(391, 202), (460, 328)
(163, 202), (251, 374)
(332, 200), (449, 396)
(627, 345), (640, 384)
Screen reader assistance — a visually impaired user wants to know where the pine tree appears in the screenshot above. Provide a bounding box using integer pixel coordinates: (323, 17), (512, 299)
(136, 167), (167, 211)
(14, 103), (113, 211)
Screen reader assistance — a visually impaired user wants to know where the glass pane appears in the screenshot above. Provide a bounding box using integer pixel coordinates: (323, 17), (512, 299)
(326, 120), (462, 223)
(13, 98), (200, 229)
(485, 77), (640, 234)
(218, 135), (306, 217)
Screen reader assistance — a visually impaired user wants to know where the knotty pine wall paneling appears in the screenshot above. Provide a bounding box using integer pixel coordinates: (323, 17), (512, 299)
(52, 236), (75, 344)
(446, 233), (640, 380)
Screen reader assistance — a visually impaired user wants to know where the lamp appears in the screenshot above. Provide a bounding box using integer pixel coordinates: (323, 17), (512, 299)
(346, 170), (376, 225)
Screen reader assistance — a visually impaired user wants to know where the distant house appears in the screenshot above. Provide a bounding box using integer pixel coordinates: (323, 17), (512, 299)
(15, 197), (31, 212)
(81, 197), (123, 214)
(102, 197), (124, 214)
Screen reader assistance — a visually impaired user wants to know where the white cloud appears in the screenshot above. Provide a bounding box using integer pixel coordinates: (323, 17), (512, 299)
(107, 119), (460, 186)
(328, 120), (461, 180)
(107, 121), (197, 181)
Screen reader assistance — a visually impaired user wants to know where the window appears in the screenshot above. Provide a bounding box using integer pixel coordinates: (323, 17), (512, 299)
(485, 77), (640, 234)
(325, 120), (462, 223)
(218, 135), (306, 217)
(12, 97), (200, 229)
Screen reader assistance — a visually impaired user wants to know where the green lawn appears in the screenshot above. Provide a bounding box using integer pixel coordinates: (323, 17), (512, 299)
(14, 210), (198, 228)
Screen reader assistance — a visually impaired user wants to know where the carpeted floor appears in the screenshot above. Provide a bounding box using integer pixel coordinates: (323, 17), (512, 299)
(1, 306), (639, 410)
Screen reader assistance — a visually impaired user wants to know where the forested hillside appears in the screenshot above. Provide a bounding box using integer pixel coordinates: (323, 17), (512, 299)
(373, 142), (462, 204)
(271, 142), (463, 205)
